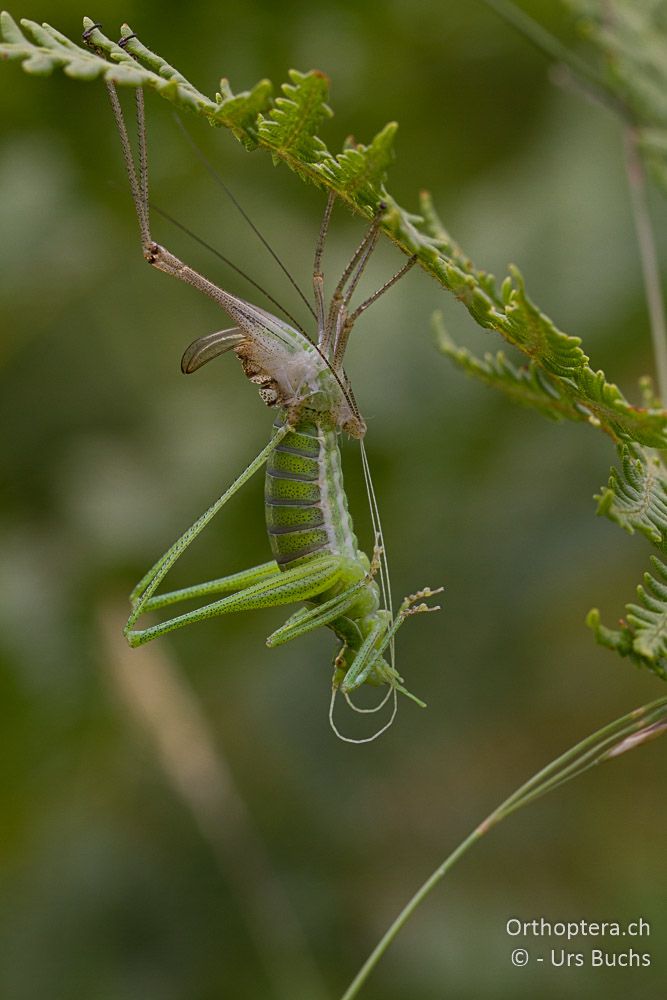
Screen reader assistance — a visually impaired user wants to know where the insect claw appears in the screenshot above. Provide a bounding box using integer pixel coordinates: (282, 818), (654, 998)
(81, 22), (102, 42)
(410, 585), (444, 603)
(367, 538), (384, 580)
(399, 585), (444, 617)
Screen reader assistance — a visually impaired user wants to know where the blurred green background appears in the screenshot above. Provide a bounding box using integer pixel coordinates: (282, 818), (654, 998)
(2, 1), (667, 998)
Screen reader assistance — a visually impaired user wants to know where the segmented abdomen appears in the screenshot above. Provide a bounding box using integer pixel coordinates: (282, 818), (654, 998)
(264, 416), (358, 569)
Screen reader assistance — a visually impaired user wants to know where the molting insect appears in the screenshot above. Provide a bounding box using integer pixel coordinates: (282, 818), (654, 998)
(103, 76), (442, 740)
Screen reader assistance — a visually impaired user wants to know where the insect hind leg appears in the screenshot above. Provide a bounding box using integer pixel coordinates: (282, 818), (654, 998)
(126, 554), (345, 647)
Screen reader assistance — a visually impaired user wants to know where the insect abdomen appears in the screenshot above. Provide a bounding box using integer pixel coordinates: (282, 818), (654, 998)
(264, 416), (358, 568)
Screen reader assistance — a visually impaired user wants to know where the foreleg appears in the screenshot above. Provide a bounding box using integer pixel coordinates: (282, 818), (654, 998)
(337, 587), (443, 702)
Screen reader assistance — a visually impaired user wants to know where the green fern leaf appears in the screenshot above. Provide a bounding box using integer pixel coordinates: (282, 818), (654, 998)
(586, 607), (636, 658)
(434, 314), (579, 423)
(2, 12), (666, 446)
(423, 248), (667, 446)
(588, 557), (667, 679)
(215, 77), (274, 148)
(629, 558), (667, 660)
(591, 444), (667, 680)
(595, 444), (667, 548)
(257, 69), (333, 173)
(322, 122), (398, 211)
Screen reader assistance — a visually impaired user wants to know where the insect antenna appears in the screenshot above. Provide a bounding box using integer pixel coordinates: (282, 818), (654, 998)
(343, 687), (393, 715)
(313, 191), (335, 338)
(148, 201), (310, 337)
(329, 686), (398, 744)
(173, 114), (318, 324)
(359, 439), (396, 668)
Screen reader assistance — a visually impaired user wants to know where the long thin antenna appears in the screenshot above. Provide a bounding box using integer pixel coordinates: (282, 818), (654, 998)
(360, 439), (396, 670)
(329, 686), (398, 744)
(313, 191), (336, 338)
(173, 114), (318, 323)
(344, 687), (393, 714)
(149, 202), (309, 337)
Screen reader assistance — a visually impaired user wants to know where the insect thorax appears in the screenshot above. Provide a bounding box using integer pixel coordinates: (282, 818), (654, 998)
(234, 340), (365, 438)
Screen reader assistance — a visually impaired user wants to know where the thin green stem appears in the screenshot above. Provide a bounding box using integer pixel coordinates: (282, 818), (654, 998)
(339, 697), (667, 1000)
(623, 128), (667, 406)
(339, 827), (483, 1000)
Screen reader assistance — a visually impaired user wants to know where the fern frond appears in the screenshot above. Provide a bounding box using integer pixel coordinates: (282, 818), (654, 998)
(322, 123), (398, 212)
(587, 556), (667, 680)
(215, 78), (274, 148)
(590, 445), (667, 678)
(595, 444), (667, 549)
(434, 314), (579, 423)
(257, 68), (332, 172)
(426, 245), (667, 446)
(0, 14), (273, 140)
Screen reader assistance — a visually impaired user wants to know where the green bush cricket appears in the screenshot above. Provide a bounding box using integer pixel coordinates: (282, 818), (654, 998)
(105, 75), (442, 740)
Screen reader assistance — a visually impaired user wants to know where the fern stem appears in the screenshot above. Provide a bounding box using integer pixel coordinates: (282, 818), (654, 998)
(339, 696), (667, 1000)
(623, 128), (667, 407)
